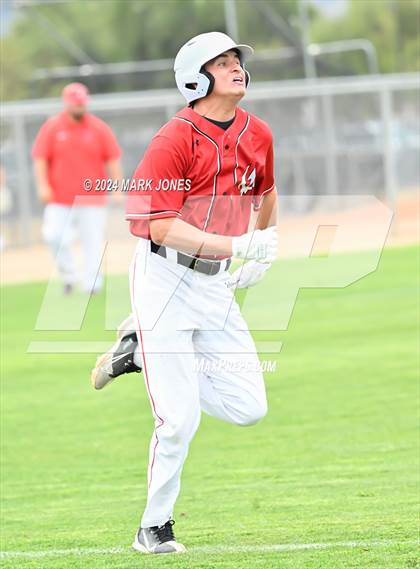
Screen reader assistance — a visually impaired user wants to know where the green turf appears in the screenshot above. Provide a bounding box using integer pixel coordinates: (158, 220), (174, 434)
(1, 245), (419, 568)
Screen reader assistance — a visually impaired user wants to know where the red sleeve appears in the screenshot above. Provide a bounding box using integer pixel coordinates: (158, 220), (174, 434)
(32, 121), (54, 160)
(126, 135), (188, 225)
(99, 121), (121, 161)
(252, 134), (276, 211)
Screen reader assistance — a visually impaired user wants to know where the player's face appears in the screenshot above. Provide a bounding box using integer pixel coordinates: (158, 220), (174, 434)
(65, 103), (86, 121)
(204, 50), (246, 100)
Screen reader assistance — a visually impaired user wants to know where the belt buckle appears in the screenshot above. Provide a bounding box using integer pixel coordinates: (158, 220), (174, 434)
(193, 258), (206, 274)
(209, 262), (220, 276)
(190, 256), (221, 276)
(205, 260), (220, 276)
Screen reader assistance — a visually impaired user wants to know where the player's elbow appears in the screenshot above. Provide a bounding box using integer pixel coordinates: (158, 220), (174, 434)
(149, 218), (173, 245)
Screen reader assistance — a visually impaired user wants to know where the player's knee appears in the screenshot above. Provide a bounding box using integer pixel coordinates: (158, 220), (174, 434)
(42, 226), (66, 249)
(42, 227), (59, 247)
(237, 397), (268, 427)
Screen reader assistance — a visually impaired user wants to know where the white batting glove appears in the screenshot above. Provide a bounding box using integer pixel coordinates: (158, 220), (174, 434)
(232, 226), (278, 263)
(227, 260), (272, 289)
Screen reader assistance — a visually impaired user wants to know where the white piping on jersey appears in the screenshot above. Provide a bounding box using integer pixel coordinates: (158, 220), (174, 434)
(173, 116), (221, 232)
(233, 115), (251, 186)
(252, 183), (276, 210)
(126, 210), (182, 218)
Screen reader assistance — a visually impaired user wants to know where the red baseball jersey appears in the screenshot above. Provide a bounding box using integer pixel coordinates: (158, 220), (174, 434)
(32, 112), (121, 206)
(126, 106), (275, 244)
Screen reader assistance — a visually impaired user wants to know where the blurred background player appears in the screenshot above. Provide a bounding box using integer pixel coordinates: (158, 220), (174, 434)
(32, 82), (123, 295)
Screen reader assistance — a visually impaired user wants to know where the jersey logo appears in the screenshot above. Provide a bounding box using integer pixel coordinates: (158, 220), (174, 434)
(239, 165), (256, 195)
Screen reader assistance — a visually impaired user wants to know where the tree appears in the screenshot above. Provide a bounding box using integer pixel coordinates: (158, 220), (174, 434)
(1, 0), (303, 100)
(310, 0), (420, 75)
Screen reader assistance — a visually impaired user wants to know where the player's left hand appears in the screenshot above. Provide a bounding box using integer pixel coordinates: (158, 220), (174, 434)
(227, 260), (271, 289)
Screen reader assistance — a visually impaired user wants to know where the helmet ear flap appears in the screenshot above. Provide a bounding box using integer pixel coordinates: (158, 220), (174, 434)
(202, 68), (250, 91)
(190, 66), (249, 106)
(200, 68), (215, 97)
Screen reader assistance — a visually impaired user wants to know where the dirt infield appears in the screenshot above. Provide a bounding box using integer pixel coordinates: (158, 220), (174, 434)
(1, 190), (418, 286)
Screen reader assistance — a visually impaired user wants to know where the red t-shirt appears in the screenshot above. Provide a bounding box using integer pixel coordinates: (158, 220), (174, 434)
(32, 112), (121, 206)
(125, 106), (275, 246)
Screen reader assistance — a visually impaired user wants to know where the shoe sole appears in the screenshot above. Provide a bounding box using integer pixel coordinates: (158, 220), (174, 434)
(132, 539), (186, 555)
(90, 335), (123, 390)
(90, 352), (116, 390)
(132, 541), (150, 554)
(91, 316), (137, 390)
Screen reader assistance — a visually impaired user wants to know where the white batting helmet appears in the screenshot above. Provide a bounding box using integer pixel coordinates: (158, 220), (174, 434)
(174, 32), (254, 104)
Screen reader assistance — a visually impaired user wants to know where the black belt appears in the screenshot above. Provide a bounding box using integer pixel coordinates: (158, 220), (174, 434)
(150, 240), (231, 276)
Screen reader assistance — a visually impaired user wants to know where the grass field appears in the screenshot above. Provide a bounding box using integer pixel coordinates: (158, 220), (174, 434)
(1, 244), (419, 568)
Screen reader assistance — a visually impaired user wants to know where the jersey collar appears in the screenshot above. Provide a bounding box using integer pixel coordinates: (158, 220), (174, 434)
(176, 106), (249, 143)
(60, 111), (90, 127)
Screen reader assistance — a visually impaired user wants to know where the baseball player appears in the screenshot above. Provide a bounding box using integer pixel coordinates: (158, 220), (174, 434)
(32, 83), (122, 295)
(91, 32), (278, 554)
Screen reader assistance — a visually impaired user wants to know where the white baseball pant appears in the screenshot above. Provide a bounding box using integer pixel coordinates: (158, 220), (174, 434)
(42, 203), (107, 293)
(129, 238), (267, 528)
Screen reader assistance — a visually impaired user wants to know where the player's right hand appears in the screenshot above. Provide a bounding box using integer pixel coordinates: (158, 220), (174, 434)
(232, 226), (278, 262)
(38, 184), (52, 204)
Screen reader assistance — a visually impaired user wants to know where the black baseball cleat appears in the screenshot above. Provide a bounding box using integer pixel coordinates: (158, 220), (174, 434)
(132, 520), (186, 554)
(91, 331), (141, 390)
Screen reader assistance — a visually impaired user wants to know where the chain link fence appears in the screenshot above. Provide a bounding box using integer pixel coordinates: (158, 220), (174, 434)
(1, 73), (419, 247)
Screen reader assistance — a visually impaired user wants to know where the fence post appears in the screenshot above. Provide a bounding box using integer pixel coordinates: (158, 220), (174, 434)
(322, 92), (339, 209)
(13, 114), (33, 246)
(380, 87), (397, 211)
